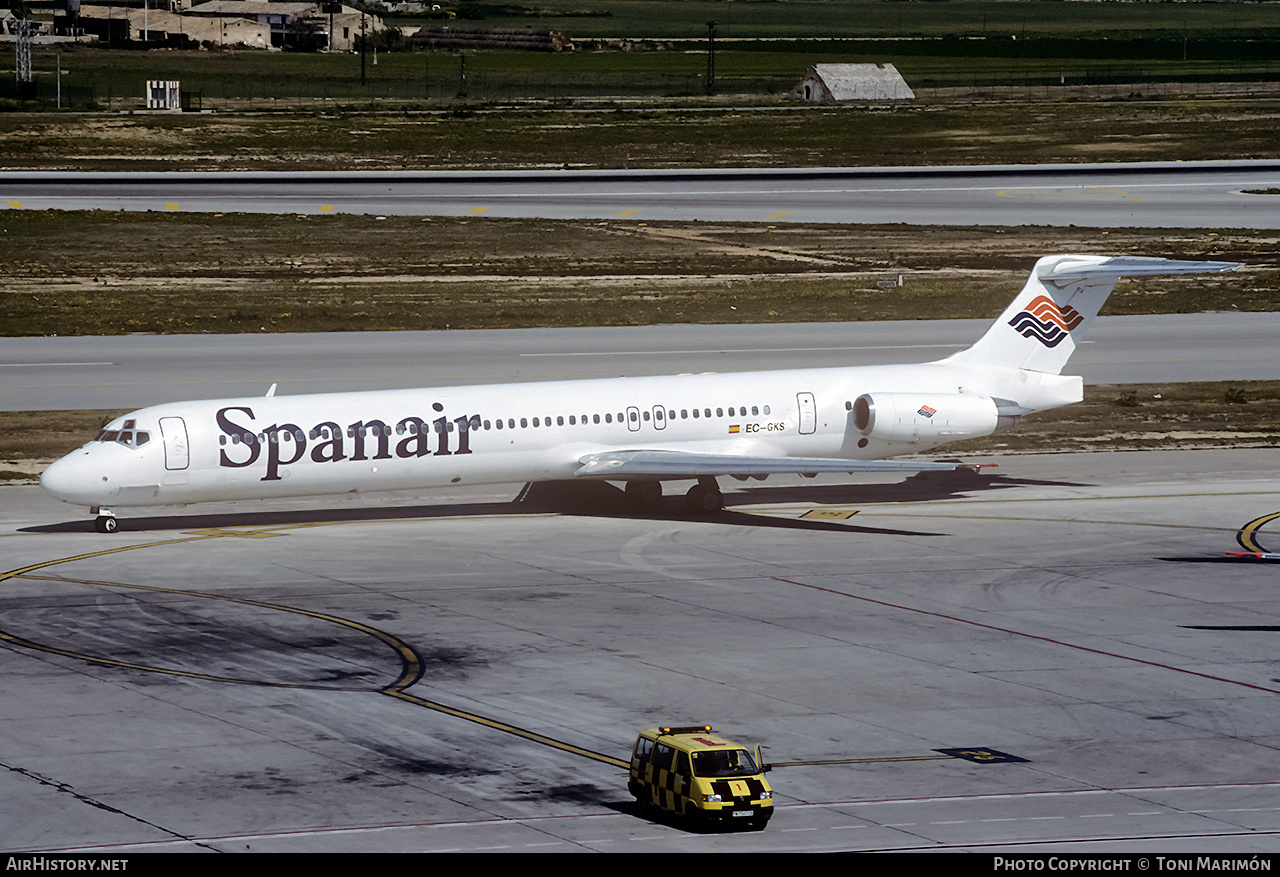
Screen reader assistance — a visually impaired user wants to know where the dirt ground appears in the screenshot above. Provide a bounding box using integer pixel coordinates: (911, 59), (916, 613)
(4, 215), (1276, 336)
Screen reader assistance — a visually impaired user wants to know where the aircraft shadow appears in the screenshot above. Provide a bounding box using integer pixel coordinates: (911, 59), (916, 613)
(1157, 556), (1276, 565)
(727, 467), (1090, 507)
(25, 470), (1086, 538)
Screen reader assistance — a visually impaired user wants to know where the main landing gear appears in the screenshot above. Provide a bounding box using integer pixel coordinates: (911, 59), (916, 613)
(684, 478), (724, 514)
(623, 477), (725, 514)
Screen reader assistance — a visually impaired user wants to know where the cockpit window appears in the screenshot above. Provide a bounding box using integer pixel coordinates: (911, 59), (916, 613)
(96, 427), (149, 449)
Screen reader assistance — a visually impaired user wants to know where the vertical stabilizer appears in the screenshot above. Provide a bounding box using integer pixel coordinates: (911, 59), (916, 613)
(946, 255), (1239, 376)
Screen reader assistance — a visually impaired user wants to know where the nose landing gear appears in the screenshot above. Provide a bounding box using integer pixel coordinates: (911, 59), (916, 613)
(91, 507), (119, 533)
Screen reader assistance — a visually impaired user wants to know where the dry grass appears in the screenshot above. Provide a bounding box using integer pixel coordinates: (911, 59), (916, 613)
(3, 214), (1275, 335)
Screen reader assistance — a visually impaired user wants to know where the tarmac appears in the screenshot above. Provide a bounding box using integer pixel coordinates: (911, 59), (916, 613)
(3, 446), (1280, 852)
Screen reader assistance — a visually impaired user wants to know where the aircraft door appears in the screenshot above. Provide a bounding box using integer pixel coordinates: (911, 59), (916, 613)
(652, 405), (667, 430)
(626, 405), (641, 432)
(797, 392), (817, 435)
(158, 416), (189, 470)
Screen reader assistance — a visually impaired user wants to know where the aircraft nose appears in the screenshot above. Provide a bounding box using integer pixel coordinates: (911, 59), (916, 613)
(40, 452), (95, 504)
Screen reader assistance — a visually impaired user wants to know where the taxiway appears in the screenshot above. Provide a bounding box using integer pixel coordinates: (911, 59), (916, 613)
(4, 161), (1279, 227)
(3, 448), (1279, 852)
(5, 313), (1280, 412)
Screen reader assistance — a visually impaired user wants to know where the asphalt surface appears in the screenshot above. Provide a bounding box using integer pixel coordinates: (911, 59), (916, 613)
(4, 313), (1279, 412)
(4, 159), (1279, 855)
(3, 447), (1280, 852)
(4, 161), (1280, 227)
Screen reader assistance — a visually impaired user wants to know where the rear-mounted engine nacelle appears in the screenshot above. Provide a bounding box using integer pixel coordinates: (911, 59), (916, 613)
(852, 392), (1008, 444)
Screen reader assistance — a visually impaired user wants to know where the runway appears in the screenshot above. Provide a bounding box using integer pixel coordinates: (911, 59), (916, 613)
(3, 447), (1280, 852)
(5, 313), (1280, 412)
(4, 161), (1279, 227)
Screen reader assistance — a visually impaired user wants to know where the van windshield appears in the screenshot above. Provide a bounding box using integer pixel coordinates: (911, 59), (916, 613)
(691, 748), (758, 778)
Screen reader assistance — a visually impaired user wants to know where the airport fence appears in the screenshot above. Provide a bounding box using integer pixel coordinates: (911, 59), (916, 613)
(4, 60), (1280, 112)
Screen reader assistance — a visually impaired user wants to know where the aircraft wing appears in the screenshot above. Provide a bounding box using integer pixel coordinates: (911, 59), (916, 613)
(574, 449), (969, 479)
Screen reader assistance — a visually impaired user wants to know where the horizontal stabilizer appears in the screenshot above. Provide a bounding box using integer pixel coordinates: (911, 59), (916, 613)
(575, 449), (966, 479)
(947, 254), (1241, 377)
(1036, 255), (1240, 282)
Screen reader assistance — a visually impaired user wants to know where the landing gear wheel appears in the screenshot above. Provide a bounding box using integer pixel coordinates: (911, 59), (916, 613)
(625, 480), (663, 505)
(94, 515), (118, 534)
(684, 482), (723, 514)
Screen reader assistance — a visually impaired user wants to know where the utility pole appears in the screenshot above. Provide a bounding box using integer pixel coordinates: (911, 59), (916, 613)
(16, 17), (32, 88)
(705, 20), (717, 95)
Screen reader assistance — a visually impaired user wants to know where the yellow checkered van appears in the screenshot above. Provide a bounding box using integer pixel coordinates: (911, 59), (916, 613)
(628, 726), (773, 830)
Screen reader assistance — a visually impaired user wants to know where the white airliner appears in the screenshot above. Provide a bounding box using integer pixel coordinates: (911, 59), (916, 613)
(41, 255), (1238, 532)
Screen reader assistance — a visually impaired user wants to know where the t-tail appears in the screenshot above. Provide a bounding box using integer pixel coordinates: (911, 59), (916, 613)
(939, 255), (1240, 415)
(949, 255), (1240, 376)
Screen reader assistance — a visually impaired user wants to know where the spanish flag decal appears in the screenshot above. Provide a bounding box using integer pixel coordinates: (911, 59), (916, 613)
(728, 424), (740, 434)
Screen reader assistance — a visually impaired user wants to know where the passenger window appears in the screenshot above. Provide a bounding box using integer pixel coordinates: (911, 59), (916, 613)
(652, 743), (675, 771)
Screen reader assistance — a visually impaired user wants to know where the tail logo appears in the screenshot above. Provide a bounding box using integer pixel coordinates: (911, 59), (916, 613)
(1007, 295), (1084, 348)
